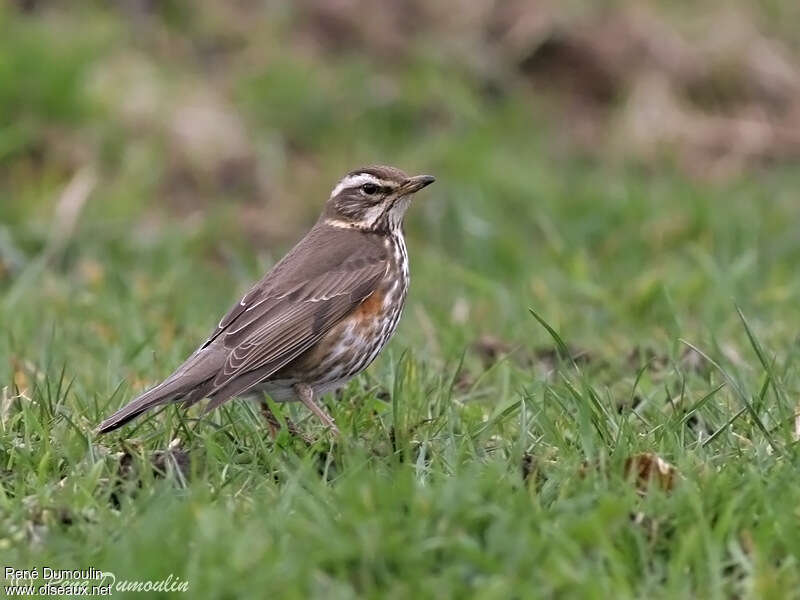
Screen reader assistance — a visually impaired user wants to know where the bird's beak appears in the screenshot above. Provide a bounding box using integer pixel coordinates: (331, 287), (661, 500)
(400, 175), (436, 195)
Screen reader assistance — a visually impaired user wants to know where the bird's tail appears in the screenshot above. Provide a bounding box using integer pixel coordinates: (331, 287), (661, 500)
(97, 346), (222, 434)
(96, 377), (191, 434)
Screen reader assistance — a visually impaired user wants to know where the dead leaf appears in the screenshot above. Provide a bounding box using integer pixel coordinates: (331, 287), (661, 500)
(679, 346), (707, 375)
(116, 439), (191, 484)
(624, 452), (677, 493)
(532, 346), (592, 372)
(626, 346), (669, 372)
(152, 443), (191, 482)
(472, 335), (513, 366)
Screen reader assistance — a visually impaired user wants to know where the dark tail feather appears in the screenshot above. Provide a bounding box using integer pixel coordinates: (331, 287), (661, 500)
(96, 379), (188, 434)
(97, 346), (223, 434)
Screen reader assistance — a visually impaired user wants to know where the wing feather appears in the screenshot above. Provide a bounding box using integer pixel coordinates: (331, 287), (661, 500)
(209, 255), (387, 394)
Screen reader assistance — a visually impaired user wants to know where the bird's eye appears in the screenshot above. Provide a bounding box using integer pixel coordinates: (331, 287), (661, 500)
(361, 183), (379, 195)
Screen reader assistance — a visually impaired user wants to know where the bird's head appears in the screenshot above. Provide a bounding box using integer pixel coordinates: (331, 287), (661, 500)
(322, 165), (435, 233)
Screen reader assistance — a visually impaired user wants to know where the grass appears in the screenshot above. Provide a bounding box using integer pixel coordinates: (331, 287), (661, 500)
(3, 3), (800, 599)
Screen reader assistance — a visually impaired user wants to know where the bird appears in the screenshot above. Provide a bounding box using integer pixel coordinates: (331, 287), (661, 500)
(97, 165), (435, 435)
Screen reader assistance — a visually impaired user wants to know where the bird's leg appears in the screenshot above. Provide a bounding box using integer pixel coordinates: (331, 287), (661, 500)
(295, 383), (339, 434)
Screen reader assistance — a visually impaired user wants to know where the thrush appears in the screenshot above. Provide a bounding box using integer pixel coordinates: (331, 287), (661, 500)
(97, 165), (435, 435)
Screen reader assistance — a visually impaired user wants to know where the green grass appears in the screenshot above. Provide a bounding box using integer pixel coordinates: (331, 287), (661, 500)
(3, 3), (800, 599)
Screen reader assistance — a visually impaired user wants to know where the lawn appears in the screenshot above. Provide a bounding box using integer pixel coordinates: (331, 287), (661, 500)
(2, 3), (800, 599)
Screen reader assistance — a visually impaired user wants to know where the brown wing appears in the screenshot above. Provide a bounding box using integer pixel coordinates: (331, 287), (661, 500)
(205, 224), (388, 395)
(210, 262), (385, 393)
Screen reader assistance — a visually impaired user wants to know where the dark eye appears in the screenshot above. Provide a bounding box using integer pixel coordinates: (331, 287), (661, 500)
(361, 183), (379, 195)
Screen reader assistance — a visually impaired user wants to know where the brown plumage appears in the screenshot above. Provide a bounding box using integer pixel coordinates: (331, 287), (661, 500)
(97, 165), (435, 434)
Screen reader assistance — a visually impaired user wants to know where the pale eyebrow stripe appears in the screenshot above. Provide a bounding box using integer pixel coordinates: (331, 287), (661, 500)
(330, 173), (393, 198)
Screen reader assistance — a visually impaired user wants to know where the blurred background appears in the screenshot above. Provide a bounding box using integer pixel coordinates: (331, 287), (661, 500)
(2, 0), (800, 380)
